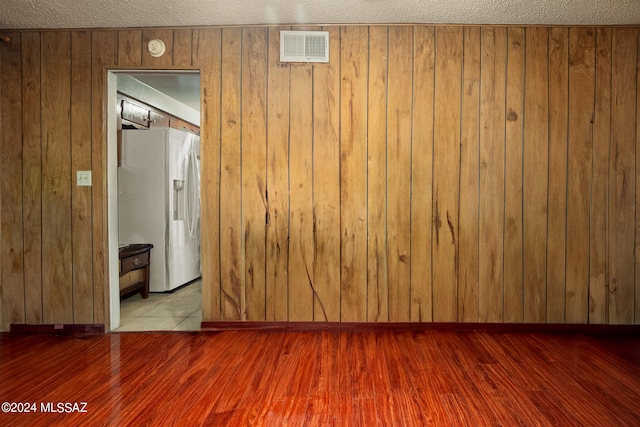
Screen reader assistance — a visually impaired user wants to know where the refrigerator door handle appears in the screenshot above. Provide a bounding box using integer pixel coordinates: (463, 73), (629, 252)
(186, 149), (200, 238)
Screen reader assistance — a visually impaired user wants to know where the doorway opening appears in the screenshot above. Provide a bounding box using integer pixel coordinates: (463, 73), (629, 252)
(106, 70), (202, 332)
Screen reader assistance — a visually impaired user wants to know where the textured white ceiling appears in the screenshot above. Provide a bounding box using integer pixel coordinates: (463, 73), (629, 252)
(1, 0), (639, 30)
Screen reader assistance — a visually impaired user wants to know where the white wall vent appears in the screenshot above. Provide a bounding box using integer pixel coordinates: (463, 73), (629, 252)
(280, 31), (329, 63)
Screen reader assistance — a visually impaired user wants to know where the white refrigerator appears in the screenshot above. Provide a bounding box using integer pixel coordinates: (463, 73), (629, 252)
(118, 127), (201, 292)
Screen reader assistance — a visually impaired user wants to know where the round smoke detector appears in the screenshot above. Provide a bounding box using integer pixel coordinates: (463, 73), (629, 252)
(148, 39), (166, 57)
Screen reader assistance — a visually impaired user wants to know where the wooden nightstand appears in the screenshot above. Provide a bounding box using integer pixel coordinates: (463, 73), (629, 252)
(119, 244), (153, 299)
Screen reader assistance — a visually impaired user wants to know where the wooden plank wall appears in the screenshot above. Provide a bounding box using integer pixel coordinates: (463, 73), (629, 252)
(1, 25), (639, 331)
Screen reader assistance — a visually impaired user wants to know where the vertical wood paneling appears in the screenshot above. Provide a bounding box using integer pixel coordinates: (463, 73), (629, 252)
(265, 27), (290, 321)
(193, 28), (222, 321)
(366, 26), (389, 322)
(21, 32), (43, 324)
(142, 29), (174, 66)
(340, 26), (367, 322)
(609, 28), (637, 324)
(173, 29), (193, 67)
(479, 27), (506, 322)
(410, 26), (435, 322)
(1, 33), (25, 330)
(459, 27), (481, 322)
(636, 35), (640, 325)
(590, 28), (611, 325)
(0, 40), (2, 329)
(523, 27), (549, 323)
(288, 38), (315, 322)
(117, 30), (142, 67)
(3, 25), (640, 331)
(241, 28), (267, 320)
(504, 27), (525, 323)
(312, 27), (341, 322)
(91, 30), (117, 326)
(41, 31), (72, 324)
(220, 28), (243, 320)
(387, 27), (413, 322)
(71, 31), (94, 323)
(432, 27), (462, 322)
(566, 28), (595, 323)
(547, 28), (569, 323)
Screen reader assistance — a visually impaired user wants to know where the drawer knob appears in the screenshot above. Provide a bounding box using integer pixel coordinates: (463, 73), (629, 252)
(132, 258), (141, 266)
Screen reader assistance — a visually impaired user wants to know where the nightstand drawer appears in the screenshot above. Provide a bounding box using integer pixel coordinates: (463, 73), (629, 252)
(120, 251), (150, 275)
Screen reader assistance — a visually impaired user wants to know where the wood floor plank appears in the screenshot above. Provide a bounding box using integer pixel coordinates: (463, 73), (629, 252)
(351, 396), (377, 426)
(0, 330), (639, 426)
(507, 336), (625, 425)
(525, 390), (580, 426)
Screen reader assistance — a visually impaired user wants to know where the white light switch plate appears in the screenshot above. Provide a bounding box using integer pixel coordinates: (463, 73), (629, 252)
(77, 170), (92, 186)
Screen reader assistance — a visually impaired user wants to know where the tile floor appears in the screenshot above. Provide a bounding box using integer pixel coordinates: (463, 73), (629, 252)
(114, 280), (202, 332)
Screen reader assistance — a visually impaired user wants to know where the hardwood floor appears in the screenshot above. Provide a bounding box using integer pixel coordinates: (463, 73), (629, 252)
(0, 330), (639, 426)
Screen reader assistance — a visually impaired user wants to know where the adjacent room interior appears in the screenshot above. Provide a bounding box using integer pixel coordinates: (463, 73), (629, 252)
(110, 71), (203, 332)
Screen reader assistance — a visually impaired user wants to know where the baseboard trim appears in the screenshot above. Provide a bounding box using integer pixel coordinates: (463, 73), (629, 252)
(200, 321), (640, 335)
(10, 324), (105, 335)
(11, 322), (635, 335)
